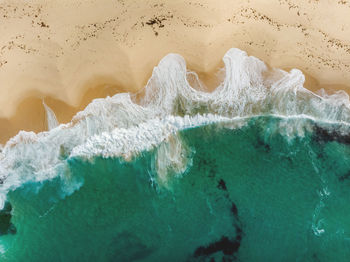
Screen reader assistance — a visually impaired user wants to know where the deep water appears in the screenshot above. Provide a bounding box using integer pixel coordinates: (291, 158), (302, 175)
(1, 116), (350, 262)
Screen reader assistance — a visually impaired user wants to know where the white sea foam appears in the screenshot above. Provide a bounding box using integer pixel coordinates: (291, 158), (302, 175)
(0, 48), (349, 209)
(43, 101), (59, 130)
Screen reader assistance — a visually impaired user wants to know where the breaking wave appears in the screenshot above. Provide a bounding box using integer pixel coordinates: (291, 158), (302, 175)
(0, 48), (349, 209)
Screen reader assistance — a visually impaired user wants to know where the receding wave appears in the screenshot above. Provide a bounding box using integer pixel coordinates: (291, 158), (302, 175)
(0, 48), (350, 209)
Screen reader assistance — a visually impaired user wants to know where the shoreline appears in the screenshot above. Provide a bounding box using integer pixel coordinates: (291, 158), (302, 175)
(1, 0), (350, 143)
(1, 54), (349, 145)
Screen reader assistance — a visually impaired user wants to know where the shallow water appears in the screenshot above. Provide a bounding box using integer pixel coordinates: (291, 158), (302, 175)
(1, 116), (350, 261)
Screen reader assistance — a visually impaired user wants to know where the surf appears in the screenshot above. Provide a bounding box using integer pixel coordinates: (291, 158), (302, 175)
(0, 48), (350, 210)
(0, 48), (350, 261)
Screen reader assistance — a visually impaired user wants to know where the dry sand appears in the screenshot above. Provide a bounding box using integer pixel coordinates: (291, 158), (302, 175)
(1, 0), (350, 143)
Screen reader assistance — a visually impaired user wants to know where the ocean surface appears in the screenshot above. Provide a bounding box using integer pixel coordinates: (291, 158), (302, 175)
(0, 49), (350, 261)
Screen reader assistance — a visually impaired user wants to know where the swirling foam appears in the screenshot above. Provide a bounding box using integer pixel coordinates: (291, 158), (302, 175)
(0, 48), (349, 209)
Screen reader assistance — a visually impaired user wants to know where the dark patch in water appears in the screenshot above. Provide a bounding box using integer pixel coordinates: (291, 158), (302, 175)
(217, 179), (227, 191)
(314, 125), (350, 145)
(193, 199), (243, 261)
(110, 232), (154, 261)
(0, 201), (16, 235)
(230, 203), (238, 217)
(197, 157), (218, 178)
(193, 153), (243, 261)
(235, 226), (243, 242)
(339, 171), (350, 182)
(316, 152), (324, 160)
(194, 236), (240, 257)
(255, 137), (271, 152)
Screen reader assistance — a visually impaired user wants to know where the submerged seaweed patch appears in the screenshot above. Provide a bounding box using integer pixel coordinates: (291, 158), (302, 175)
(313, 125), (350, 145)
(339, 171), (350, 182)
(0, 201), (16, 235)
(194, 235), (241, 257)
(193, 189), (243, 261)
(254, 137), (271, 152)
(217, 179), (227, 191)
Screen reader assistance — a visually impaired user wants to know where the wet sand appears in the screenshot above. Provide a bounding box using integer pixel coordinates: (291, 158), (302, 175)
(1, 0), (350, 143)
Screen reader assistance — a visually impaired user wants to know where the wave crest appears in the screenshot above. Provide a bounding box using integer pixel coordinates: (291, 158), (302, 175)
(0, 48), (349, 209)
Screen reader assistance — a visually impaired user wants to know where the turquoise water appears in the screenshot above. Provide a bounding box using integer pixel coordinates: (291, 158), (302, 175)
(1, 116), (350, 261)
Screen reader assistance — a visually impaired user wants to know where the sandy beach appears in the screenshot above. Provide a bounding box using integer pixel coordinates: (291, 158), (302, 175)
(0, 0), (350, 143)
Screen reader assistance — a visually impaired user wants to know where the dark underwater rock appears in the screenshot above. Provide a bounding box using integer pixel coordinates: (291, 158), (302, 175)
(193, 200), (243, 261)
(255, 137), (271, 152)
(339, 171), (350, 182)
(313, 125), (350, 145)
(194, 236), (240, 257)
(0, 201), (16, 235)
(230, 203), (238, 217)
(197, 156), (218, 178)
(217, 179), (227, 191)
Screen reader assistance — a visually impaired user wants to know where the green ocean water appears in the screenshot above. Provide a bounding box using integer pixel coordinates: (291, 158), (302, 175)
(1, 116), (350, 261)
